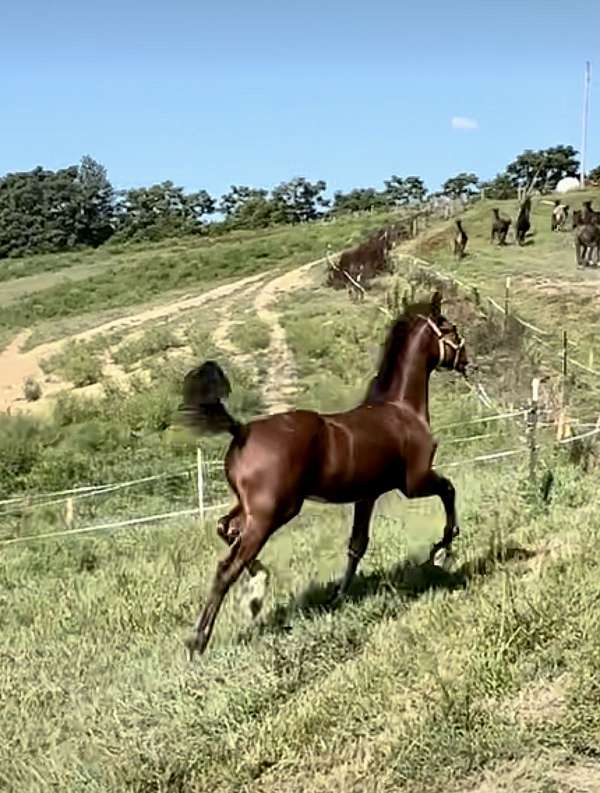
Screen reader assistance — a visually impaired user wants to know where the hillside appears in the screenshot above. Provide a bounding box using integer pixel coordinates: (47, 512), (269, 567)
(1, 197), (600, 793)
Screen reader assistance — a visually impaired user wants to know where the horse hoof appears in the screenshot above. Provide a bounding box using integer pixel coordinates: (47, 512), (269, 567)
(329, 589), (344, 609)
(184, 635), (198, 662)
(184, 632), (208, 662)
(431, 548), (455, 569)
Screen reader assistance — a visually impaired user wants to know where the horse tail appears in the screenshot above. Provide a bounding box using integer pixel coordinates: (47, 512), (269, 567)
(178, 361), (247, 443)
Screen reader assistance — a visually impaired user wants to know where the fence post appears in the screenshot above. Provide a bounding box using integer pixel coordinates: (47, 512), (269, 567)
(65, 497), (74, 529)
(555, 330), (569, 441)
(528, 377), (540, 486)
(561, 329), (569, 403)
(197, 447), (205, 522)
(503, 277), (511, 336)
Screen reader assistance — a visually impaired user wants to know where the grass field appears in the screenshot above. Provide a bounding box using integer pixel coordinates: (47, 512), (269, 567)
(1, 198), (600, 792)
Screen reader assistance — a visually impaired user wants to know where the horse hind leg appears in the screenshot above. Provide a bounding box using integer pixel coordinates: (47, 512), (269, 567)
(186, 512), (273, 660)
(217, 502), (268, 577)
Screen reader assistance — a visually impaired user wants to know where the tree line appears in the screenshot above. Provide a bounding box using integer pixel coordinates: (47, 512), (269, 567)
(1, 145), (597, 259)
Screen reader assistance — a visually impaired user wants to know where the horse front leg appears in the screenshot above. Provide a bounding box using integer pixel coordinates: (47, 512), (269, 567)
(404, 470), (459, 565)
(332, 498), (376, 605)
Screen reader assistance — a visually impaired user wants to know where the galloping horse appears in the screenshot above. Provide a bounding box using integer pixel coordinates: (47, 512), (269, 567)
(179, 291), (470, 658)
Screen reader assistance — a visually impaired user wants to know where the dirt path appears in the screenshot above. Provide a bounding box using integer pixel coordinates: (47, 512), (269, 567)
(211, 279), (266, 370)
(0, 272), (267, 414)
(253, 257), (325, 413)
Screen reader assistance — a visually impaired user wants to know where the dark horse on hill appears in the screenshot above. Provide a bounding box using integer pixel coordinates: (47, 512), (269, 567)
(515, 196), (532, 246)
(178, 291), (470, 658)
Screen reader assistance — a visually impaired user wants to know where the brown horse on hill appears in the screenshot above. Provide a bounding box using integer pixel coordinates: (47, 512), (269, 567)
(179, 291), (470, 658)
(453, 220), (468, 260)
(515, 197), (531, 246)
(491, 209), (511, 245)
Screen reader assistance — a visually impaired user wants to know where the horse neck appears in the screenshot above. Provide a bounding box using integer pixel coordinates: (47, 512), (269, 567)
(367, 326), (435, 421)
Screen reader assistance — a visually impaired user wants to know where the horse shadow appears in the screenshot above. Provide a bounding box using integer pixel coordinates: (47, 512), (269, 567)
(237, 542), (538, 643)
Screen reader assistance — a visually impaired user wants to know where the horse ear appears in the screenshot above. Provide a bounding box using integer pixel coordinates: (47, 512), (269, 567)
(430, 290), (443, 319)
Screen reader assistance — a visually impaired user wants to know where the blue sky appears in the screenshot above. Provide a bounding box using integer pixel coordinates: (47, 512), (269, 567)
(1, 0), (598, 200)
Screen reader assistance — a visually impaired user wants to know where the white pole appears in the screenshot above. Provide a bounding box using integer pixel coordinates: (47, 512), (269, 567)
(197, 447), (204, 522)
(581, 61), (591, 189)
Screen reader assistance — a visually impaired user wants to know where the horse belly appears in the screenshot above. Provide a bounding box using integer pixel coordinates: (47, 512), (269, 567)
(307, 455), (402, 504)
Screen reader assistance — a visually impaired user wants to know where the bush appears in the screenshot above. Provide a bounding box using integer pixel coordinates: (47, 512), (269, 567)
(112, 326), (185, 371)
(23, 378), (42, 402)
(62, 343), (104, 387)
(42, 340), (104, 388)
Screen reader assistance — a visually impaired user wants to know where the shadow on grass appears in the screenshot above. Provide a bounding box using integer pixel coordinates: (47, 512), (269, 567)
(239, 542), (538, 642)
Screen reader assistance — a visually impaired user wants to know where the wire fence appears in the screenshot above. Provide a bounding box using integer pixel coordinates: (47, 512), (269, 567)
(2, 410), (598, 549)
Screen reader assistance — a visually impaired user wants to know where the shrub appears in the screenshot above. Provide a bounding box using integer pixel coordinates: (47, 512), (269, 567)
(112, 326), (185, 371)
(60, 342), (104, 387)
(23, 378), (42, 402)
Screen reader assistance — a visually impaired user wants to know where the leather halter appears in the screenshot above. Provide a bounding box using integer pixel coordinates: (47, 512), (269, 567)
(417, 314), (464, 369)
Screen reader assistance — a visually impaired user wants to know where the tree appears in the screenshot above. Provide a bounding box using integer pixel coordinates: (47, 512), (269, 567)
(233, 195), (281, 228)
(588, 164), (600, 185)
(480, 173), (517, 200)
(0, 165), (81, 258)
(331, 188), (390, 214)
(442, 172), (480, 199)
(114, 181), (215, 242)
(219, 185), (268, 218)
(404, 176), (428, 204)
(76, 155), (115, 247)
(218, 185), (278, 228)
(505, 146), (579, 192)
(384, 175), (427, 205)
(383, 175), (406, 206)
(270, 177), (329, 223)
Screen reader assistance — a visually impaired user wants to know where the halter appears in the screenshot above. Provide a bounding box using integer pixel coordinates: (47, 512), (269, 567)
(417, 314), (465, 369)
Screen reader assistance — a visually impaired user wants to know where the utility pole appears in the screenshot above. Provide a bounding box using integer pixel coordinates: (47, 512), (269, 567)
(581, 61), (591, 189)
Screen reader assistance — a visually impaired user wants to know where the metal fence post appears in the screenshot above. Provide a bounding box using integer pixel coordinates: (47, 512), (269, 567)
(197, 447), (205, 522)
(528, 378), (540, 486)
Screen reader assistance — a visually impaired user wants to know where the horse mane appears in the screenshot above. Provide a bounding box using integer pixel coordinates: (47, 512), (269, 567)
(373, 300), (433, 392)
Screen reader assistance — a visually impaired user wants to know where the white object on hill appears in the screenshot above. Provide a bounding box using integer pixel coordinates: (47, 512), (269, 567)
(555, 177), (581, 194)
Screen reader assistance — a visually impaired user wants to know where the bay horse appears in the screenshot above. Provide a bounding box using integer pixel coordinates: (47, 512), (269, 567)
(179, 291), (470, 658)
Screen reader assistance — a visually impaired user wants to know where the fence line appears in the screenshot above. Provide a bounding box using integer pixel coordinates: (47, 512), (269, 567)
(435, 448), (525, 469)
(557, 426), (600, 445)
(0, 502), (230, 547)
(2, 423), (598, 549)
(0, 468), (194, 508)
(442, 432), (498, 445)
(434, 409), (528, 432)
